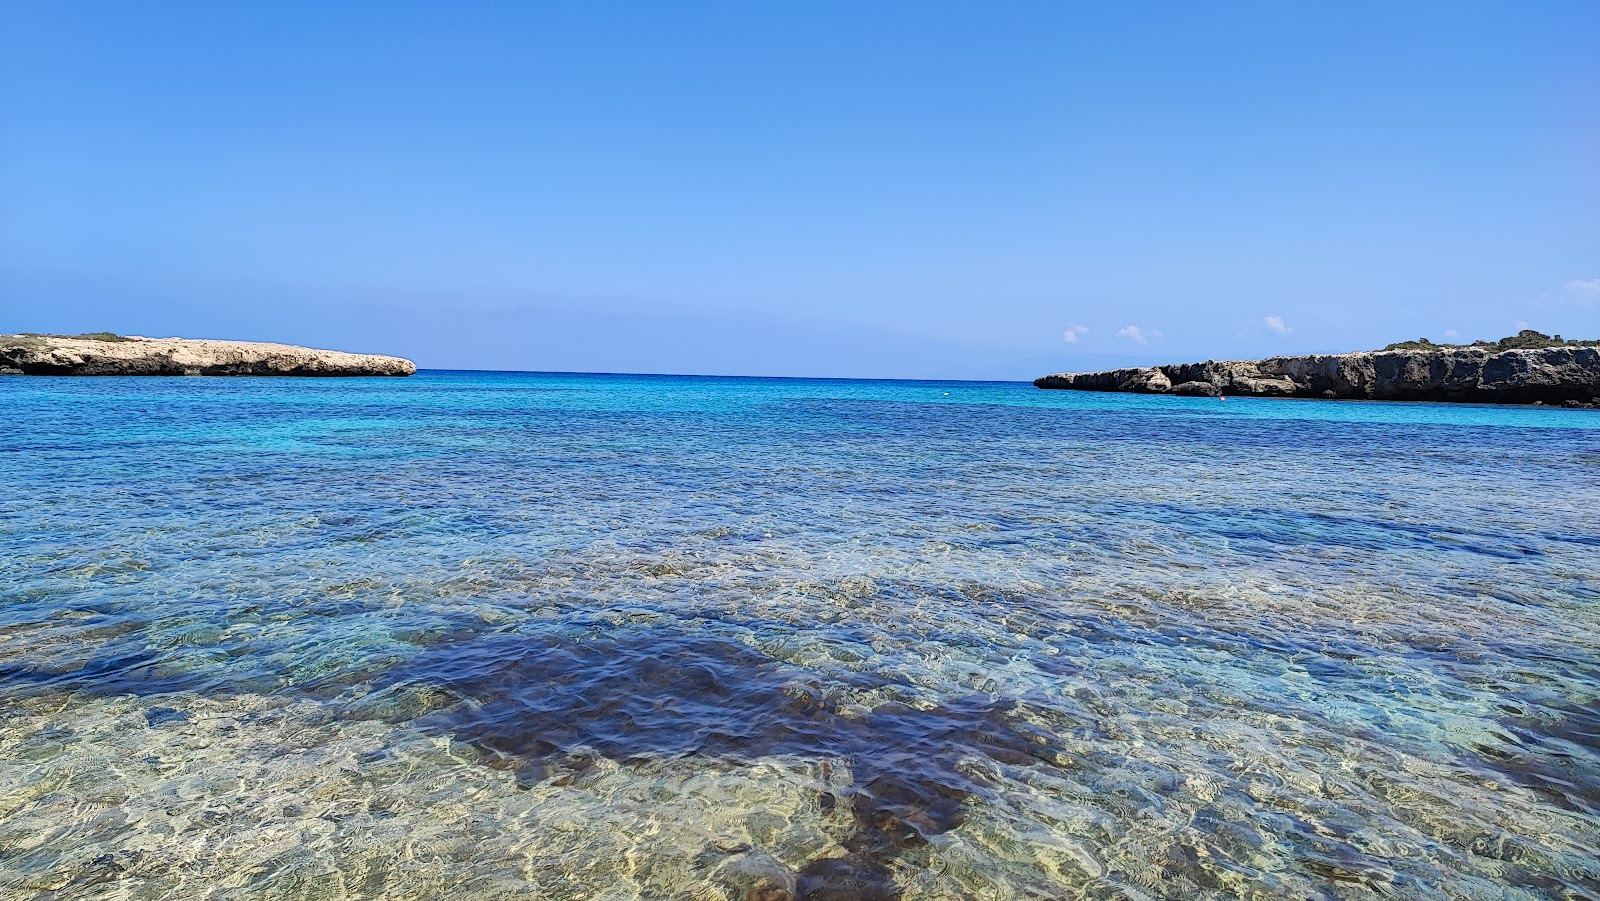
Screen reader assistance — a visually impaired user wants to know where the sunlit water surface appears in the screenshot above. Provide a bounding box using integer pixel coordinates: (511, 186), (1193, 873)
(1, 372), (1597, 900)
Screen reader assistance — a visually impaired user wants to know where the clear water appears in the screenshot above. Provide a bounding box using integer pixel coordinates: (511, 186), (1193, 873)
(1, 371), (1596, 900)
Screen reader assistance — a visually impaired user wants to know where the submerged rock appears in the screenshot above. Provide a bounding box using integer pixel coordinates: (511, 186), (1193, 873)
(369, 627), (1062, 900)
(0, 333), (415, 376)
(144, 706), (190, 728)
(1036, 345), (1600, 405)
(693, 847), (801, 901)
(796, 854), (900, 900)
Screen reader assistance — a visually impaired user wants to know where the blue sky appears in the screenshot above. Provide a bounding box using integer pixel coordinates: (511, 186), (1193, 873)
(2, 1), (1596, 379)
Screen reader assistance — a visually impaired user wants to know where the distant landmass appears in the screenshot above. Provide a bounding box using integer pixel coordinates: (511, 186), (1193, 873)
(1035, 330), (1600, 407)
(0, 333), (416, 377)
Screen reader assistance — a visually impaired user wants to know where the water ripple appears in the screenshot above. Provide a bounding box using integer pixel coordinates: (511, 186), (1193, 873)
(0, 372), (1596, 899)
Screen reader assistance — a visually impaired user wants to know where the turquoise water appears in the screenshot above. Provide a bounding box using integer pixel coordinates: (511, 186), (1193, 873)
(1, 371), (1596, 899)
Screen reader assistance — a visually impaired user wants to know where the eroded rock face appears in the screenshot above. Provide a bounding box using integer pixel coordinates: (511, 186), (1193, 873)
(0, 335), (416, 377)
(1035, 347), (1600, 405)
(1035, 366), (1170, 393)
(1170, 381), (1221, 397)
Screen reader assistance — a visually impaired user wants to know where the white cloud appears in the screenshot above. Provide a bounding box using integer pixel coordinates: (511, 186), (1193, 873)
(1565, 278), (1600, 293)
(1443, 328), (1460, 339)
(1061, 323), (1089, 343)
(1264, 315), (1292, 335)
(1516, 320), (1529, 329)
(1116, 325), (1147, 344)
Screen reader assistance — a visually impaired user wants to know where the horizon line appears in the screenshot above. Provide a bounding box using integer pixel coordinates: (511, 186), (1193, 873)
(410, 368), (1033, 385)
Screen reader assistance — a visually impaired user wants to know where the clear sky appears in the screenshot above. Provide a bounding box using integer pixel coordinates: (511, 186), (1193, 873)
(2, 2), (1596, 379)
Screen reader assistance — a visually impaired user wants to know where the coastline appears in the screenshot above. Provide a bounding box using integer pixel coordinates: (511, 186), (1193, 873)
(0, 334), (416, 377)
(1035, 344), (1600, 407)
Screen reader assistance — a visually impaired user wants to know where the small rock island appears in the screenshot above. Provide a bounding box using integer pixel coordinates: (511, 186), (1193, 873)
(1036, 330), (1600, 407)
(0, 333), (416, 377)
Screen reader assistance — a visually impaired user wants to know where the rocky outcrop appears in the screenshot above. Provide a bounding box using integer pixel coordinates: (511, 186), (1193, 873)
(0, 334), (416, 377)
(1035, 346), (1600, 406)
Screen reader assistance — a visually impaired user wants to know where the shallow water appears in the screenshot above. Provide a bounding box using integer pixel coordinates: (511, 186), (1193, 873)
(1, 371), (1596, 899)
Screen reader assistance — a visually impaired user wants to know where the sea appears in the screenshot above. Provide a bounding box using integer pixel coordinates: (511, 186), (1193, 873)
(1, 370), (1596, 899)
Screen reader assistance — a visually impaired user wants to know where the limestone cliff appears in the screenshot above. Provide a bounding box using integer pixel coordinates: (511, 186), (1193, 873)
(1035, 346), (1600, 406)
(0, 334), (416, 377)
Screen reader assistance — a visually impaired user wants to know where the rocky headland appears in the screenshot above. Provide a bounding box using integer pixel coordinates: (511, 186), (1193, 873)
(0, 333), (416, 377)
(1035, 331), (1600, 407)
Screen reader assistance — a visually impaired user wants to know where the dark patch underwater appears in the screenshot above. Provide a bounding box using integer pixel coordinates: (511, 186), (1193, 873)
(370, 626), (1063, 899)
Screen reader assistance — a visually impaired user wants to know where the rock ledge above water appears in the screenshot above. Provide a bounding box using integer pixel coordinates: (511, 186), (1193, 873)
(0, 334), (416, 377)
(1036, 344), (1600, 406)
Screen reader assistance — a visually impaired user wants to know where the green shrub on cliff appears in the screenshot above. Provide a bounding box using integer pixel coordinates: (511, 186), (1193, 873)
(4, 332), (139, 345)
(1383, 337), (1441, 351)
(1490, 329), (1600, 350)
(71, 331), (137, 342)
(1383, 329), (1598, 352)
